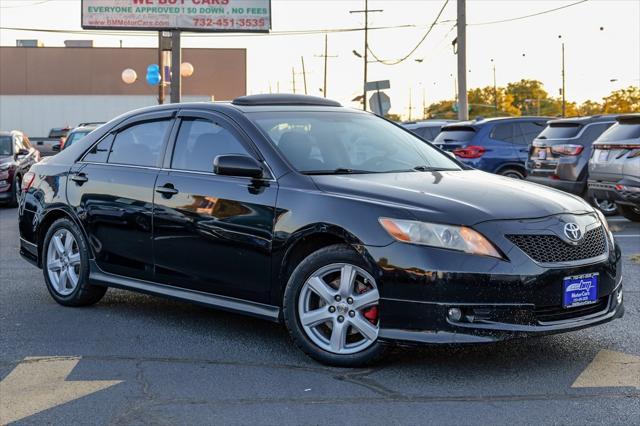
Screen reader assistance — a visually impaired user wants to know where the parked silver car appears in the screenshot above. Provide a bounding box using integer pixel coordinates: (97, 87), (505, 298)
(588, 114), (640, 222)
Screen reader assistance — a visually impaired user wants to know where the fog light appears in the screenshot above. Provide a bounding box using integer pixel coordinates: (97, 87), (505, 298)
(447, 307), (462, 322)
(616, 288), (623, 305)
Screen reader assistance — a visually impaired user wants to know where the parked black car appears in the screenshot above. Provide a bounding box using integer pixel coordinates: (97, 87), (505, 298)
(0, 130), (40, 206)
(18, 95), (623, 366)
(526, 115), (620, 215)
(588, 114), (640, 221)
(433, 117), (549, 179)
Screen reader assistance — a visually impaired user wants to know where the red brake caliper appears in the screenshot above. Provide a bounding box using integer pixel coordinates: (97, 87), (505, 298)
(358, 284), (379, 324)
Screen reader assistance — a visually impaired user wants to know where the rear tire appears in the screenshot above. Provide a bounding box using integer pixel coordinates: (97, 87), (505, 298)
(499, 168), (525, 180)
(8, 175), (20, 207)
(617, 204), (640, 222)
(42, 218), (107, 306)
(283, 244), (387, 367)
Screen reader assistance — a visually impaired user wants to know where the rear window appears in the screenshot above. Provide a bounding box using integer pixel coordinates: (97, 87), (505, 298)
(63, 131), (90, 149)
(433, 126), (476, 143)
(49, 128), (69, 138)
(537, 123), (582, 139)
(597, 122), (640, 142)
(0, 136), (12, 155)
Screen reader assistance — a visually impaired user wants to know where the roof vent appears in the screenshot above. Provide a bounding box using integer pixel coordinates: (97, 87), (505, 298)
(232, 94), (342, 107)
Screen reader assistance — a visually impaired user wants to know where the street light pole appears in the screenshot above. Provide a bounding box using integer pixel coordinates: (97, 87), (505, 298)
(170, 30), (181, 103)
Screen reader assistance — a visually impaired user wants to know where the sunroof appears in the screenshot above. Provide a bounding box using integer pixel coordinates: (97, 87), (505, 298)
(232, 94), (342, 107)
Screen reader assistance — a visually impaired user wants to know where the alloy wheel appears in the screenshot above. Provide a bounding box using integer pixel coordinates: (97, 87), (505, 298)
(46, 229), (81, 296)
(298, 263), (380, 355)
(594, 198), (617, 214)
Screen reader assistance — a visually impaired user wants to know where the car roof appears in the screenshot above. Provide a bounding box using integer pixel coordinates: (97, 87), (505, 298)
(70, 125), (100, 132)
(403, 120), (454, 129)
(441, 116), (550, 129)
(546, 114), (622, 125)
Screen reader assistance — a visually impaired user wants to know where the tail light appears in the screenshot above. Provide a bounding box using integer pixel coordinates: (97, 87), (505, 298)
(453, 145), (486, 159)
(595, 144), (640, 159)
(551, 144), (584, 155)
(21, 171), (35, 192)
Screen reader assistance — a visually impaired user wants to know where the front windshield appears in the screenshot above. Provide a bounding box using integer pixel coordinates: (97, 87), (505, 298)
(0, 136), (12, 155)
(250, 111), (461, 174)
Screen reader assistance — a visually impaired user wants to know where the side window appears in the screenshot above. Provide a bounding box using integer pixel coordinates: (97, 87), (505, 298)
(83, 134), (114, 163)
(171, 118), (251, 173)
(582, 123), (614, 144)
(108, 119), (171, 167)
(491, 123), (515, 143)
(518, 122), (545, 144)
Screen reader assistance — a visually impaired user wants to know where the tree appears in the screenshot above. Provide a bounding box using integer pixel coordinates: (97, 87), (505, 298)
(579, 100), (603, 116)
(467, 86), (520, 117)
(602, 86), (640, 113)
(426, 100), (457, 119)
(506, 79), (549, 113)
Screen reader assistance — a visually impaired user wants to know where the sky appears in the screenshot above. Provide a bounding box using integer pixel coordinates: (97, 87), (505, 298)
(1, 0), (639, 118)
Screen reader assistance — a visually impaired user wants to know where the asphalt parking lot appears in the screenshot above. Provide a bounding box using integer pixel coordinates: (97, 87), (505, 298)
(0, 206), (638, 425)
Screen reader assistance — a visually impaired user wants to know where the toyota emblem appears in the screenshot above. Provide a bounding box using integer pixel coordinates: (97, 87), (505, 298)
(564, 223), (583, 242)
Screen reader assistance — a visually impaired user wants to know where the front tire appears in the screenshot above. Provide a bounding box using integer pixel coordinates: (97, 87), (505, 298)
(499, 168), (525, 180)
(42, 218), (106, 306)
(617, 204), (640, 222)
(591, 197), (618, 216)
(283, 244), (387, 367)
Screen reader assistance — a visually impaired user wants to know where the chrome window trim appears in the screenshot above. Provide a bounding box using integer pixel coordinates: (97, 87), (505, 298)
(77, 161), (277, 182)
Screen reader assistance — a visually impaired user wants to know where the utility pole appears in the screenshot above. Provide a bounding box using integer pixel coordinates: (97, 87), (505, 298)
(491, 58), (497, 114)
(300, 56), (308, 95)
(170, 30), (181, 103)
(292, 67), (296, 94)
(350, 1), (382, 110)
(422, 87), (426, 119)
(456, 0), (468, 120)
(408, 88), (413, 121)
(561, 39), (566, 117)
(315, 34), (337, 98)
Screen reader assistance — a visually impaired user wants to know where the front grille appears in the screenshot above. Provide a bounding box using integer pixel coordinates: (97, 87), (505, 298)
(535, 297), (609, 323)
(506, 226), (606, 263)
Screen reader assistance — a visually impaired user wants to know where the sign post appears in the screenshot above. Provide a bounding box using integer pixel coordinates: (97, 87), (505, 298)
(81, 0), (271, 103)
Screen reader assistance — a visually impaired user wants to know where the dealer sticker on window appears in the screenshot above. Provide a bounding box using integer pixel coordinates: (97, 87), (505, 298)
(563, 273), (598, 308)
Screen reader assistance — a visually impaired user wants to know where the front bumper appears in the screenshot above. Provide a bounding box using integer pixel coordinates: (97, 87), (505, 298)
(365, 218), (623, 345)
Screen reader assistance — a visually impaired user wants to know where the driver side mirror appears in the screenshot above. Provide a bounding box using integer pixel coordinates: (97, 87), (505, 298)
(214, 154), (264, 179)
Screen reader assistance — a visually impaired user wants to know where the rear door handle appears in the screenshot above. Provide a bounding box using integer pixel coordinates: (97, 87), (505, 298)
(71, 173), (88, 184)
(155, 185), (179, 197)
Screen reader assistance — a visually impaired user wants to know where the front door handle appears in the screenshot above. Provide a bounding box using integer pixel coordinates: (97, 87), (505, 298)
(155, 185), (179, 197)
(71, 173), (88, 184)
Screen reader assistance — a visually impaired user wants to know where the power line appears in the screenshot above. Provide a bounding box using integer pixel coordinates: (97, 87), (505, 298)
(0, 22), (439, 38)
(0, 0), (52, 9)
(467, 0), (589, 26)
(367, 0), (449, 66)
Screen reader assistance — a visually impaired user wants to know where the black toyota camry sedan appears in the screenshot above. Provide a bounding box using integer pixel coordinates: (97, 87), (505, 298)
(18, 95), (624, 366)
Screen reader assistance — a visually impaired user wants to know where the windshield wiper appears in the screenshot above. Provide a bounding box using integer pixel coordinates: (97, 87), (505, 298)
(302, 168), (375, 175)
(413, 165), (459, 172)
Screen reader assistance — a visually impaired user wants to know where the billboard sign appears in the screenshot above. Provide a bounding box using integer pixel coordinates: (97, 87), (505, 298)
(81, 0), (271, 32)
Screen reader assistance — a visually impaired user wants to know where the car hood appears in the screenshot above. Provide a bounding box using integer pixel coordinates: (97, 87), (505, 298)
(0, 155), (13, 166)
(311, 170), (592, 225)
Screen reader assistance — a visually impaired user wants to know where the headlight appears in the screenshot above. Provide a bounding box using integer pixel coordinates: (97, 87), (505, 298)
(379, 218), (503, 259)
(595, 209), (615, 249)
